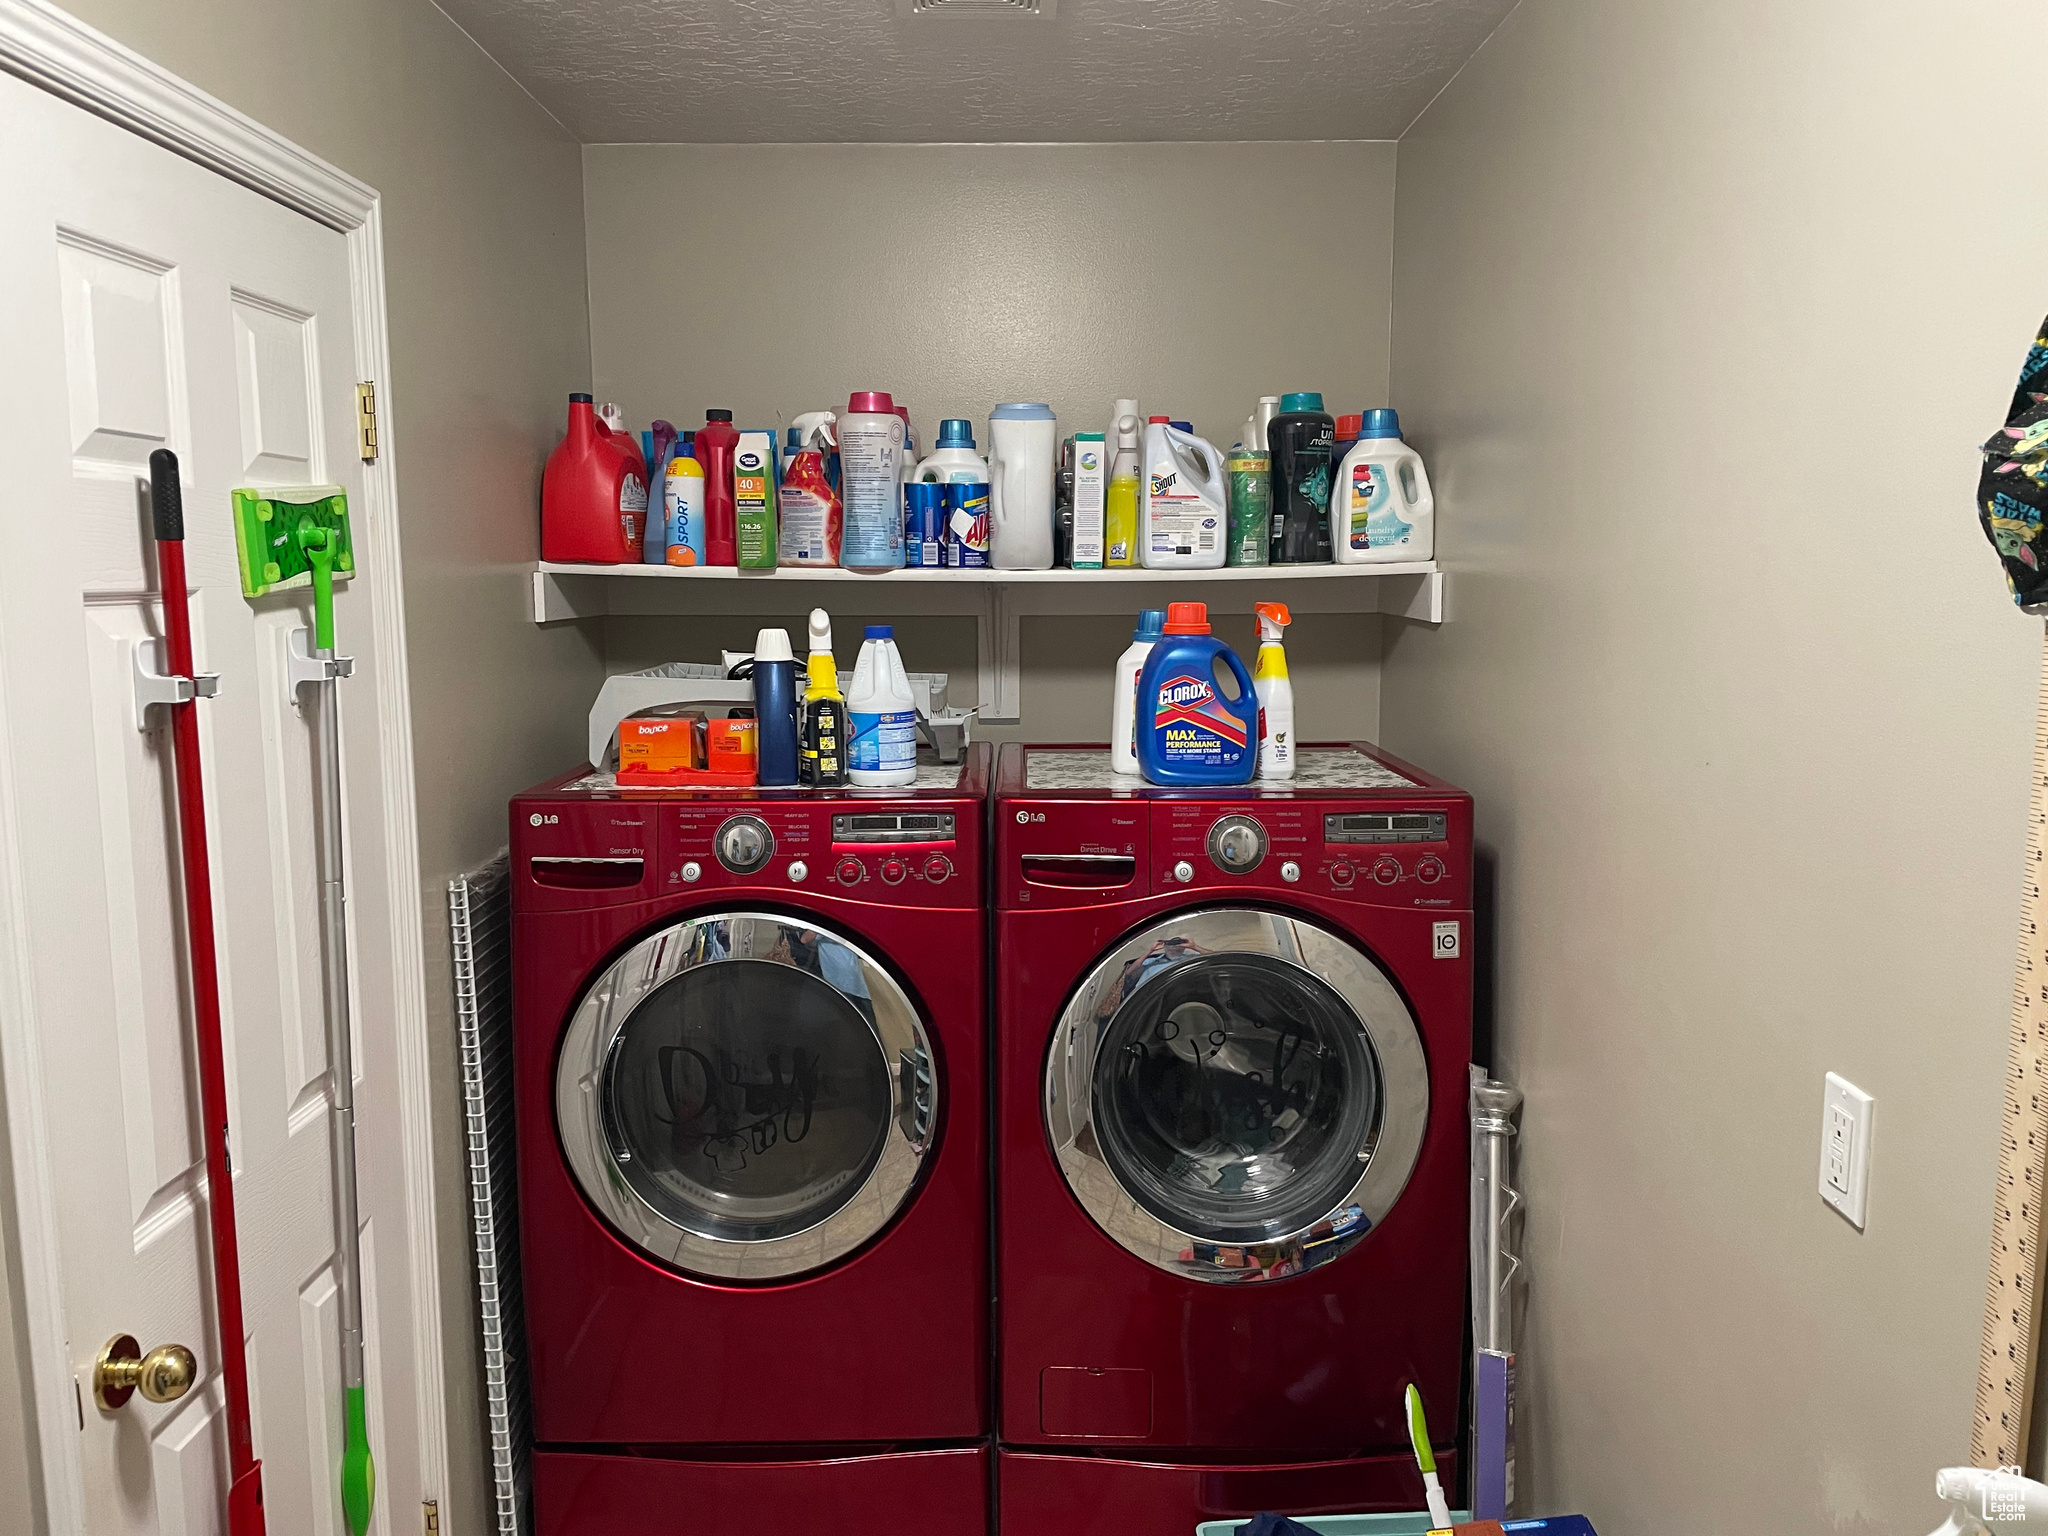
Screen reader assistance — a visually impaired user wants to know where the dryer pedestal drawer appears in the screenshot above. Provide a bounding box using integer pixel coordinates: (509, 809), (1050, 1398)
(535, 1445), (990, 1536)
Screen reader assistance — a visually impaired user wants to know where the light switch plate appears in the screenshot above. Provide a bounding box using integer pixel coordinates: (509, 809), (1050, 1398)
(1819, 1072), (1874, 1228)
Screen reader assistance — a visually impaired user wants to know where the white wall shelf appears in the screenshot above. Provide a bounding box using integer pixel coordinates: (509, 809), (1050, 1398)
(530, 560), (1445, 724)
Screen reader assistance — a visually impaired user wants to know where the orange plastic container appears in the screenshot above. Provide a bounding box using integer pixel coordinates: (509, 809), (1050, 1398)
(542, 393), (646, 564)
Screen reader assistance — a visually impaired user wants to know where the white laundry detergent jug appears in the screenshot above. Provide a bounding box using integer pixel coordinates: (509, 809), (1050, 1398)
(1332, 408), (1434, 563)
(1139, 418), (1229, 569)
(987, 402), (1057, 570)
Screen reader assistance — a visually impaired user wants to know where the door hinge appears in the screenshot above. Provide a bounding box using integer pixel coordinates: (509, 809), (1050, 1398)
(422, 1498), (438, 1535)
(356, 381), (379, 462)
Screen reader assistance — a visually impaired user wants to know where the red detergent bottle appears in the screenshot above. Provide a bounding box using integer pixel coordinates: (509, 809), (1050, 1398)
(696, 409), (741, 566)
(1134, 601), (1260, 785)
(542, 392), (643, 563)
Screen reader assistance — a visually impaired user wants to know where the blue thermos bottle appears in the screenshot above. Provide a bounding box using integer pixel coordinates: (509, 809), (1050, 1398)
(751, 627), (800, 785)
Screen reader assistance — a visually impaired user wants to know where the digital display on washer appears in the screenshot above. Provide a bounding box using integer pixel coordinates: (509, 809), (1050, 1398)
(832, 812), (956, 843)
(1323, 811), (1447, 845)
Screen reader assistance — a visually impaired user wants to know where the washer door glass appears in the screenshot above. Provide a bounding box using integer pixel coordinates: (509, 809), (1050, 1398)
(1047, 908), (1429, 1283)
(558, 913), (935, 1281)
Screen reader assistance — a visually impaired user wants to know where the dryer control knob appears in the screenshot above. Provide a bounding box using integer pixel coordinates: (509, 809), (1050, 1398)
(923, 854), (953, 883)
(1416, 856), (1445, 885)
(1172, 860), (1195, 884)
(1329, 861), (1355, 887)
(715, 815), (775, 875)
(1280, 860), (1301, 883)
(680, 861), (702, 884)
(834, 857), (864, 885)
(880, 857), (908, 885)
(787, 860), (808, 884)
(1372, 858), (1401, 886)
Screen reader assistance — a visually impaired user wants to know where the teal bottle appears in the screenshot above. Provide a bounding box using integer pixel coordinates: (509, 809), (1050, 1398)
(1134, 602), (1259, 786)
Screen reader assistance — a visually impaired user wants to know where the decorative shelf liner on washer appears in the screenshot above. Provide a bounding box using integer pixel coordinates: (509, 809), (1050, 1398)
(1024, 747), (1417, 791)
(563, 757), (965, 794)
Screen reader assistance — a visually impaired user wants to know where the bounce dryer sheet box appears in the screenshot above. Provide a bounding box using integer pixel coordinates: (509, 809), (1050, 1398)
(1071, 433), (1106, 569)
(618, 716), (702, 772)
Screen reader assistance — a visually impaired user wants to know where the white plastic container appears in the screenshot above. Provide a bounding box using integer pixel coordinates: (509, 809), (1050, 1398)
(987, 402), (1058, 570)
(847, 624), (918, 786)
(1110, 610), (1165, 777)
(1138, 418), (1229, 569)
(917, 419), (990, 484)
(840, 391), (906, 572)
(1332, 408), (1434, 563)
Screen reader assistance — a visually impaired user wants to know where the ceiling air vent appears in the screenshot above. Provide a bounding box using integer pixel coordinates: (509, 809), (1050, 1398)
(896, 0), (1056, 15)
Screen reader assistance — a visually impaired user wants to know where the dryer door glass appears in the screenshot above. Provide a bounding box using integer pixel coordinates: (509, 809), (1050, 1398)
(1046, 908), (1431, 1283)
(557, 912), (936, 1281)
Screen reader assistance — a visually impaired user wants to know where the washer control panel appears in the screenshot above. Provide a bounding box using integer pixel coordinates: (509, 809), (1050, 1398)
(1147, 800), (1465, 907)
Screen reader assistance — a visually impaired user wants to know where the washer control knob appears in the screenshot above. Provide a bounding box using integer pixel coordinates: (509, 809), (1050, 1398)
(1416, 856), (1446, 885)
(880, 857), (908, 885)
(1207, 814), (1268, 874)
(1372, 858), (1402, 886)
(715, 815), (774, 875)
(787, 860), (808, 884)
(923, 854), (954, 883)
(1329, 861), (1355, 888)
(1280, 860), (1301, 884)
(834, 857), (864, 886)
(680, 860), (702, 884)
(1172, 860), (1195, 884)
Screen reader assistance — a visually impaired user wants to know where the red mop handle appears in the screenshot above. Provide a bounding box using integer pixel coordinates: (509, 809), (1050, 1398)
(148, 451), (265, 1535)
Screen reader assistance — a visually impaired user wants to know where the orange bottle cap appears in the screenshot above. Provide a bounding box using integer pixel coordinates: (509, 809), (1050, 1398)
(1163, 602), (1210, 634)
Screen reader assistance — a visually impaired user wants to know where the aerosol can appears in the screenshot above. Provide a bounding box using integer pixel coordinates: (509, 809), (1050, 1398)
(1253, 601), (1295, 779)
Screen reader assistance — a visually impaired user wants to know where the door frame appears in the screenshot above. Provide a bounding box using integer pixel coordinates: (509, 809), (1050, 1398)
(0, 0), (449, 1527)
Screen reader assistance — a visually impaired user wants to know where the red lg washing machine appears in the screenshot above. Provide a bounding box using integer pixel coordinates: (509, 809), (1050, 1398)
(993, 743), (1473, 1536)
(511, 749), (992, 1535)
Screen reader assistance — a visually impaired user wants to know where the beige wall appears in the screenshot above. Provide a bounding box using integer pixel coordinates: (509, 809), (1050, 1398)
(585, 141), (1394, 741)
(1384, 1), (2048, 1529)
(1, 1), (599, 1529)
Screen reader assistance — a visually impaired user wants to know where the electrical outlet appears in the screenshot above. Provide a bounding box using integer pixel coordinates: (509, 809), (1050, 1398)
(1819, 1072), (1874, 1228)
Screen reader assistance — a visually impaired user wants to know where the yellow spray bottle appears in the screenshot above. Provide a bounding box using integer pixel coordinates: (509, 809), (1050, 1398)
(1103, 413), (1141, 567)
(1254, 601), (1294, 780)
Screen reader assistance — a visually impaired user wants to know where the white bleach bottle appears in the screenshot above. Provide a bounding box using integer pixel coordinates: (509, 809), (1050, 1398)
(847, 625), (919, 786)
(1110, 609), (1166, 777)
(1139, 418), (1229, 569)
(1332, 408), (1434, 563)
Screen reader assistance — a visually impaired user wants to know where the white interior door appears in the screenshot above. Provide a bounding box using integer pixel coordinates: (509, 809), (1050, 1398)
(0, 68), (419, 1534)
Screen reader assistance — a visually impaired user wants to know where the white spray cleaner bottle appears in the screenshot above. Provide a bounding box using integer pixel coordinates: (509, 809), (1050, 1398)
(847, 624), (918, 787)
(1110, 609), (1166, 777)
(1253, 602), (1295, 780)
(1926, 1467), (2048, 1535)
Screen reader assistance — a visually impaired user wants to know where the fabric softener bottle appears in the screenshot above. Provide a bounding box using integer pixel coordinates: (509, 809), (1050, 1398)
(1267, 391), (1335, 564)
(1134, 602), (1259, 786)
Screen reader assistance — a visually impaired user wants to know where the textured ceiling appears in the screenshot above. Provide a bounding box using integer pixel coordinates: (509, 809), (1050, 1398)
(432, 0), (1517, 143)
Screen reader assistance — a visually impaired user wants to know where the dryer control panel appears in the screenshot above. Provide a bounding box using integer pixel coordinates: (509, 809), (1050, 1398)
(663, 804), (974, 908)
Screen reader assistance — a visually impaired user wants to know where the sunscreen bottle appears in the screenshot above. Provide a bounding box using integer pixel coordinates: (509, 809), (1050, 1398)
(1254, 601), (1295, 780)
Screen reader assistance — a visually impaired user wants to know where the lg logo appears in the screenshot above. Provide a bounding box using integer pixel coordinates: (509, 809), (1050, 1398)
(1014, 810), (1044, 825)
(529, 812), (558, 827)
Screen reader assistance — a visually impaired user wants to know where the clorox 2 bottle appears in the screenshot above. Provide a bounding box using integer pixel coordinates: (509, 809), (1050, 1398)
(1135, 602), (1260, 785)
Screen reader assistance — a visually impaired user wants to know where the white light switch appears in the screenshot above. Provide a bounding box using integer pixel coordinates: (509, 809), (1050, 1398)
(1819, 1072), (1874, 1228)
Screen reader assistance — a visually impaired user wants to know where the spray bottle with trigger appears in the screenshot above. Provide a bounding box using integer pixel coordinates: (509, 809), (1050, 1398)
(800, 607), (848, 787)
(1926, 1467), (2048, 1534)
(1254, 601), (1295, 780)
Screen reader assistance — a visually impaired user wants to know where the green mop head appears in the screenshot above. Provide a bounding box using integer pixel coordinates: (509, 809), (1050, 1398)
(231, 485), (353, 599)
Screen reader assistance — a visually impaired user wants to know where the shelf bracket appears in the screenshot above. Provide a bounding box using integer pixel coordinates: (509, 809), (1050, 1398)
(532, 569), (607, 624)
(1377, 569), (1447, 625)
(976, 585), (1023, 724)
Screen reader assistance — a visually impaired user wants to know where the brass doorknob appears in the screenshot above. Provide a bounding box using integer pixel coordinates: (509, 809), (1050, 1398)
(93, 1334), (197, 1410)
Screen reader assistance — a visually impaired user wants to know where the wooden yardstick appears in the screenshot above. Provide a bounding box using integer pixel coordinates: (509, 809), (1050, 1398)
(1975, 625), (2048, 1469)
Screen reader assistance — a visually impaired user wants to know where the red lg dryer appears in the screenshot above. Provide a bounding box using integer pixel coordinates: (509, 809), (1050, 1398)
(511, 748), (992, 1535)
(993, 743), (1473, 1536)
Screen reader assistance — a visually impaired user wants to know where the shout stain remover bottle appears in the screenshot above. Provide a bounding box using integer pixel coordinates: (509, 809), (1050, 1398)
(1253, 602), (1295, 780)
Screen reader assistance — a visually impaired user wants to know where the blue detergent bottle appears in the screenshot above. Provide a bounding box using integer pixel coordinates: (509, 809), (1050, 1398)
(1134, 602), (1260, 785)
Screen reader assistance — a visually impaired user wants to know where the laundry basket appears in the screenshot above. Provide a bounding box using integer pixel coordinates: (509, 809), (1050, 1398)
(1196, 1514), (1471, 1535)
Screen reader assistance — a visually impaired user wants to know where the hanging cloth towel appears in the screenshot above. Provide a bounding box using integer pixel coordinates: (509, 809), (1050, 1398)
(1977, 316), (2048, 609)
